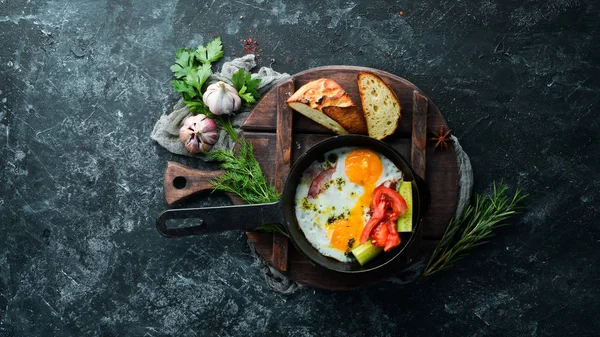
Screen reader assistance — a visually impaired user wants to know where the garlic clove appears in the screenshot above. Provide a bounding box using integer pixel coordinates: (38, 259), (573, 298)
(178, 114), (219, 153)
(203, 81), (242, 115)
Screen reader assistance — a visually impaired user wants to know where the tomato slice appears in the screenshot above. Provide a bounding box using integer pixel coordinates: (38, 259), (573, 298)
(360, 185), (408, 250)
(384, 219), (401, 251)
(372, 186), (407, 219)
(360, 201), (386, 244)
(370, 222), (389, 247)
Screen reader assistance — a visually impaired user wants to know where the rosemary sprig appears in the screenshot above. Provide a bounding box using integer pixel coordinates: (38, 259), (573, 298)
(208, 137), (279, 205)
(422, 182), (527, 278)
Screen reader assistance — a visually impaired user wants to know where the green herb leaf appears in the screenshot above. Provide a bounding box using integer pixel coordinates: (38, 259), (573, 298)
(244, 76), (261, 99)
(231, 68), (246, 91)
(183, 100), (209, 115)
(421, 182), (527, 279)
(185, 63), (212, 93)
(171, 48), (194, 78)
(231, 68), (262, 105)
(208, 137), (280, 205)
(172, 39), (225, 116)
(197, 37), (224, 65)
(238, 85), (256, 106)
(172, 80), (197, 98)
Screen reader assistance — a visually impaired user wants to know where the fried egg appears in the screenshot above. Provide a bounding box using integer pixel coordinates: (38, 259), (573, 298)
(294, 147), (403, 262)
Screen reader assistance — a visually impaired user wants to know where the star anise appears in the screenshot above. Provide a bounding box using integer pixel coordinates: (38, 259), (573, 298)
(430, 126), (454, 151)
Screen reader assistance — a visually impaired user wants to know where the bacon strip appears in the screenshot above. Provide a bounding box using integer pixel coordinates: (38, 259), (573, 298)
(381, 179), (400, 191)
(307, 163), (337, 199)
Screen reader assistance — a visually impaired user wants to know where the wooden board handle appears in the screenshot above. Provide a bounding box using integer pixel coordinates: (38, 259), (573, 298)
(411, 90), (428, 180)
(163, 161), (224, 206)
(407, 90), (428, 265)
(272, 79), (295, 273)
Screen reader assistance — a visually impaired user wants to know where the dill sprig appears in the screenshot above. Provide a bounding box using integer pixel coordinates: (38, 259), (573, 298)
(199, 110), (238, 142)
(208, 137), (279, 205)
(215, 115), (238, 142)
(422, 182), (527, 278)
(208, 138), (286, 235)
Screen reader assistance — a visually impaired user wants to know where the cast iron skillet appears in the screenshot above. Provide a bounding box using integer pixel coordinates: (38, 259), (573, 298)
(156, 135), (430, 273)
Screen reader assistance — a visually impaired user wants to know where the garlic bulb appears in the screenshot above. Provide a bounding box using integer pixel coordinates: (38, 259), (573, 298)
(178, 114), (219, 153)
(203, 81), (241, 115)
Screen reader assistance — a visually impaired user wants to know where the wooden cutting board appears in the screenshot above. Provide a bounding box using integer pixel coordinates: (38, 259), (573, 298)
(164, 66), (458, 290)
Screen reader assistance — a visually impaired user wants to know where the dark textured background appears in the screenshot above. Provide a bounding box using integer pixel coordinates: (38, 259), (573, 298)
(1, 0), (599, 336)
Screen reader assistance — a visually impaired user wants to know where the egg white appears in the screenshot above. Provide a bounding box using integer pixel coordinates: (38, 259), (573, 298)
(294, 147), (403, 262)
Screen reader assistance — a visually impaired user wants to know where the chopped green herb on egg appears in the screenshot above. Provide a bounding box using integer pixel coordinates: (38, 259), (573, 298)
(300, 197), (317, 211)
(326, 210), (350, 226)
(335, 177), (346, 191)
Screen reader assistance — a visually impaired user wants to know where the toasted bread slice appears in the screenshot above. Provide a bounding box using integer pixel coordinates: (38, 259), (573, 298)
(287, 78), (367, 134)
(357, 72), (402, 140)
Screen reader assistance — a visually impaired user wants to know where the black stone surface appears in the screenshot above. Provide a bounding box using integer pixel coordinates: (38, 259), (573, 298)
(1, 0), (599, 336)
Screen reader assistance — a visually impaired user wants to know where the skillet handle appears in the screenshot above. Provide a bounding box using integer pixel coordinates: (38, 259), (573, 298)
(156, 202), (283, 238)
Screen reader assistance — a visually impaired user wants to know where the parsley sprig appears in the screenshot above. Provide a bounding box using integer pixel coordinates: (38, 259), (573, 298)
(170, 38), (263, 142)
(422, 182), (527, 278)
(170, 37), (224, 115)
(169, 37), (232, 138)
(231, 68), (262, 106)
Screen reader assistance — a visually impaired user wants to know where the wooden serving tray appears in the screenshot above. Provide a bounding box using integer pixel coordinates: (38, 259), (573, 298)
(164, 66), (458, 290)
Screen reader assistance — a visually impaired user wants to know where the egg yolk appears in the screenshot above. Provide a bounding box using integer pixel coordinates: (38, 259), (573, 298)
(328, 218), (363, 252)
(344, 149), (383, 186)
(328, 149), (383, 252)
